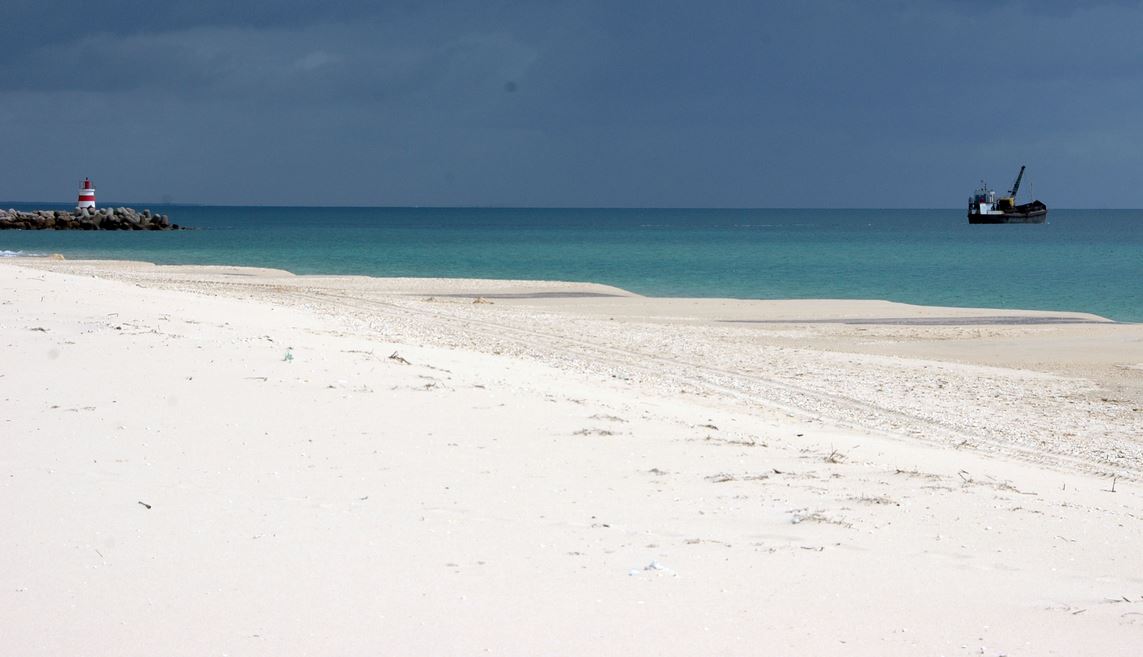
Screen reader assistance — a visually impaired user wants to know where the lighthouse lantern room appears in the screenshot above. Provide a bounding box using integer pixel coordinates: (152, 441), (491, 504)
(76, 178), (96, 210)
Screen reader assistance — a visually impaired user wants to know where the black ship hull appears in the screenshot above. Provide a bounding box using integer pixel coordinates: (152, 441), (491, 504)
(968, 200), (1047, 224)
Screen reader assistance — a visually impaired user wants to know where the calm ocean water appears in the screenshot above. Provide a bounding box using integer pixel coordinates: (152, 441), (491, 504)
(3, 206), (1141, 322)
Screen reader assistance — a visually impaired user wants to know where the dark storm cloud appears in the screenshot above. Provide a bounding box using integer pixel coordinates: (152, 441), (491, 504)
(0, 23), (536, 104)
(2, 0), (385, 34)
(2, 1), (1141, 206)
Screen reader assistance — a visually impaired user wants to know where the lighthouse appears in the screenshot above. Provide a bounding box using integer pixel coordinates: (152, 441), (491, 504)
(76, 178), (96, 210)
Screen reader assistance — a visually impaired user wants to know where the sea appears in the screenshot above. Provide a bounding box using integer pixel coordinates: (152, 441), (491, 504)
(2, 205), (1141, 322)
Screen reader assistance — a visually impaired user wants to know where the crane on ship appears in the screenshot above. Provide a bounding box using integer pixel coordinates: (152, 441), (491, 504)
(996, 165), (1026, 211)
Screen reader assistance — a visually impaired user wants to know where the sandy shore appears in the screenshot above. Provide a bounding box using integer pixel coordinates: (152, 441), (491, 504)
(2, 258), (1142, 655)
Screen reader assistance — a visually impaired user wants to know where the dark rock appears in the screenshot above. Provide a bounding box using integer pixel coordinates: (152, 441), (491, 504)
(0, 206), (184, 230)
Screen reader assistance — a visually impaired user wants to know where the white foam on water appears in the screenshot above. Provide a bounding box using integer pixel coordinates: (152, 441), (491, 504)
(0, 250), (45, 257)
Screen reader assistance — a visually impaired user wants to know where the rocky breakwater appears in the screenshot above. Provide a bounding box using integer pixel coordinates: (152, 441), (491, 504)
(0, 207), (183, 231)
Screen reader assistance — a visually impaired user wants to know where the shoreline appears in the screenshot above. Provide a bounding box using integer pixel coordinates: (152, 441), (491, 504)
(3, 205), (1140, 325)
(3, 253), (1128, 323)
(2, 257), (1142, 655)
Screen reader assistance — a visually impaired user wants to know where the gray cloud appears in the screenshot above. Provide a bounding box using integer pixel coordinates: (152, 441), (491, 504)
(2, 0), (1141, 206)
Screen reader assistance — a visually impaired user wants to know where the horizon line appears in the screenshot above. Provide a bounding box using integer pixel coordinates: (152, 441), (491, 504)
(3, 202), (1141, 212)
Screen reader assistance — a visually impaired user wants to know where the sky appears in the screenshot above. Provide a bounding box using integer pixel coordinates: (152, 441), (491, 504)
(2, 0), (1141, 207)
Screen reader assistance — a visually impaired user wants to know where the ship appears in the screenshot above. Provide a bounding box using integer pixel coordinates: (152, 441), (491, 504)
(967, 165), (1047, 224)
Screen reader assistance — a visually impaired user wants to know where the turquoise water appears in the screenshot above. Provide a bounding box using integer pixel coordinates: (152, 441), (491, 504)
(2, 206), (1141, 322)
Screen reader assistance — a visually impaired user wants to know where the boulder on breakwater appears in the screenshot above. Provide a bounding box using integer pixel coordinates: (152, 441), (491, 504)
(0, 207), (184, 231)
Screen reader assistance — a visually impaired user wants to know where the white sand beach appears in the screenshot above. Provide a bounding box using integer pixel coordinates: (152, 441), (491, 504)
(2, 258), (1142, 656)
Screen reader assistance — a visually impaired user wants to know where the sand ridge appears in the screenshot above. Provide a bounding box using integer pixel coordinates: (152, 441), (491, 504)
(17, 259), (1138, 478)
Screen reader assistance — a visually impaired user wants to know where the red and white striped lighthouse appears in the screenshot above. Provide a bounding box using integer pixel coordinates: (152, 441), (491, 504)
(76, 177), (96, 210)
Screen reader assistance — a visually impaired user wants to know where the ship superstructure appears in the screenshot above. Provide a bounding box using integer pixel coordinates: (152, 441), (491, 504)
(968, 166), (1047, 224)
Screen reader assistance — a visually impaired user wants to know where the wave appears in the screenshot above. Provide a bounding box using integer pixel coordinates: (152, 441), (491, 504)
(1, 250), (45, 257)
